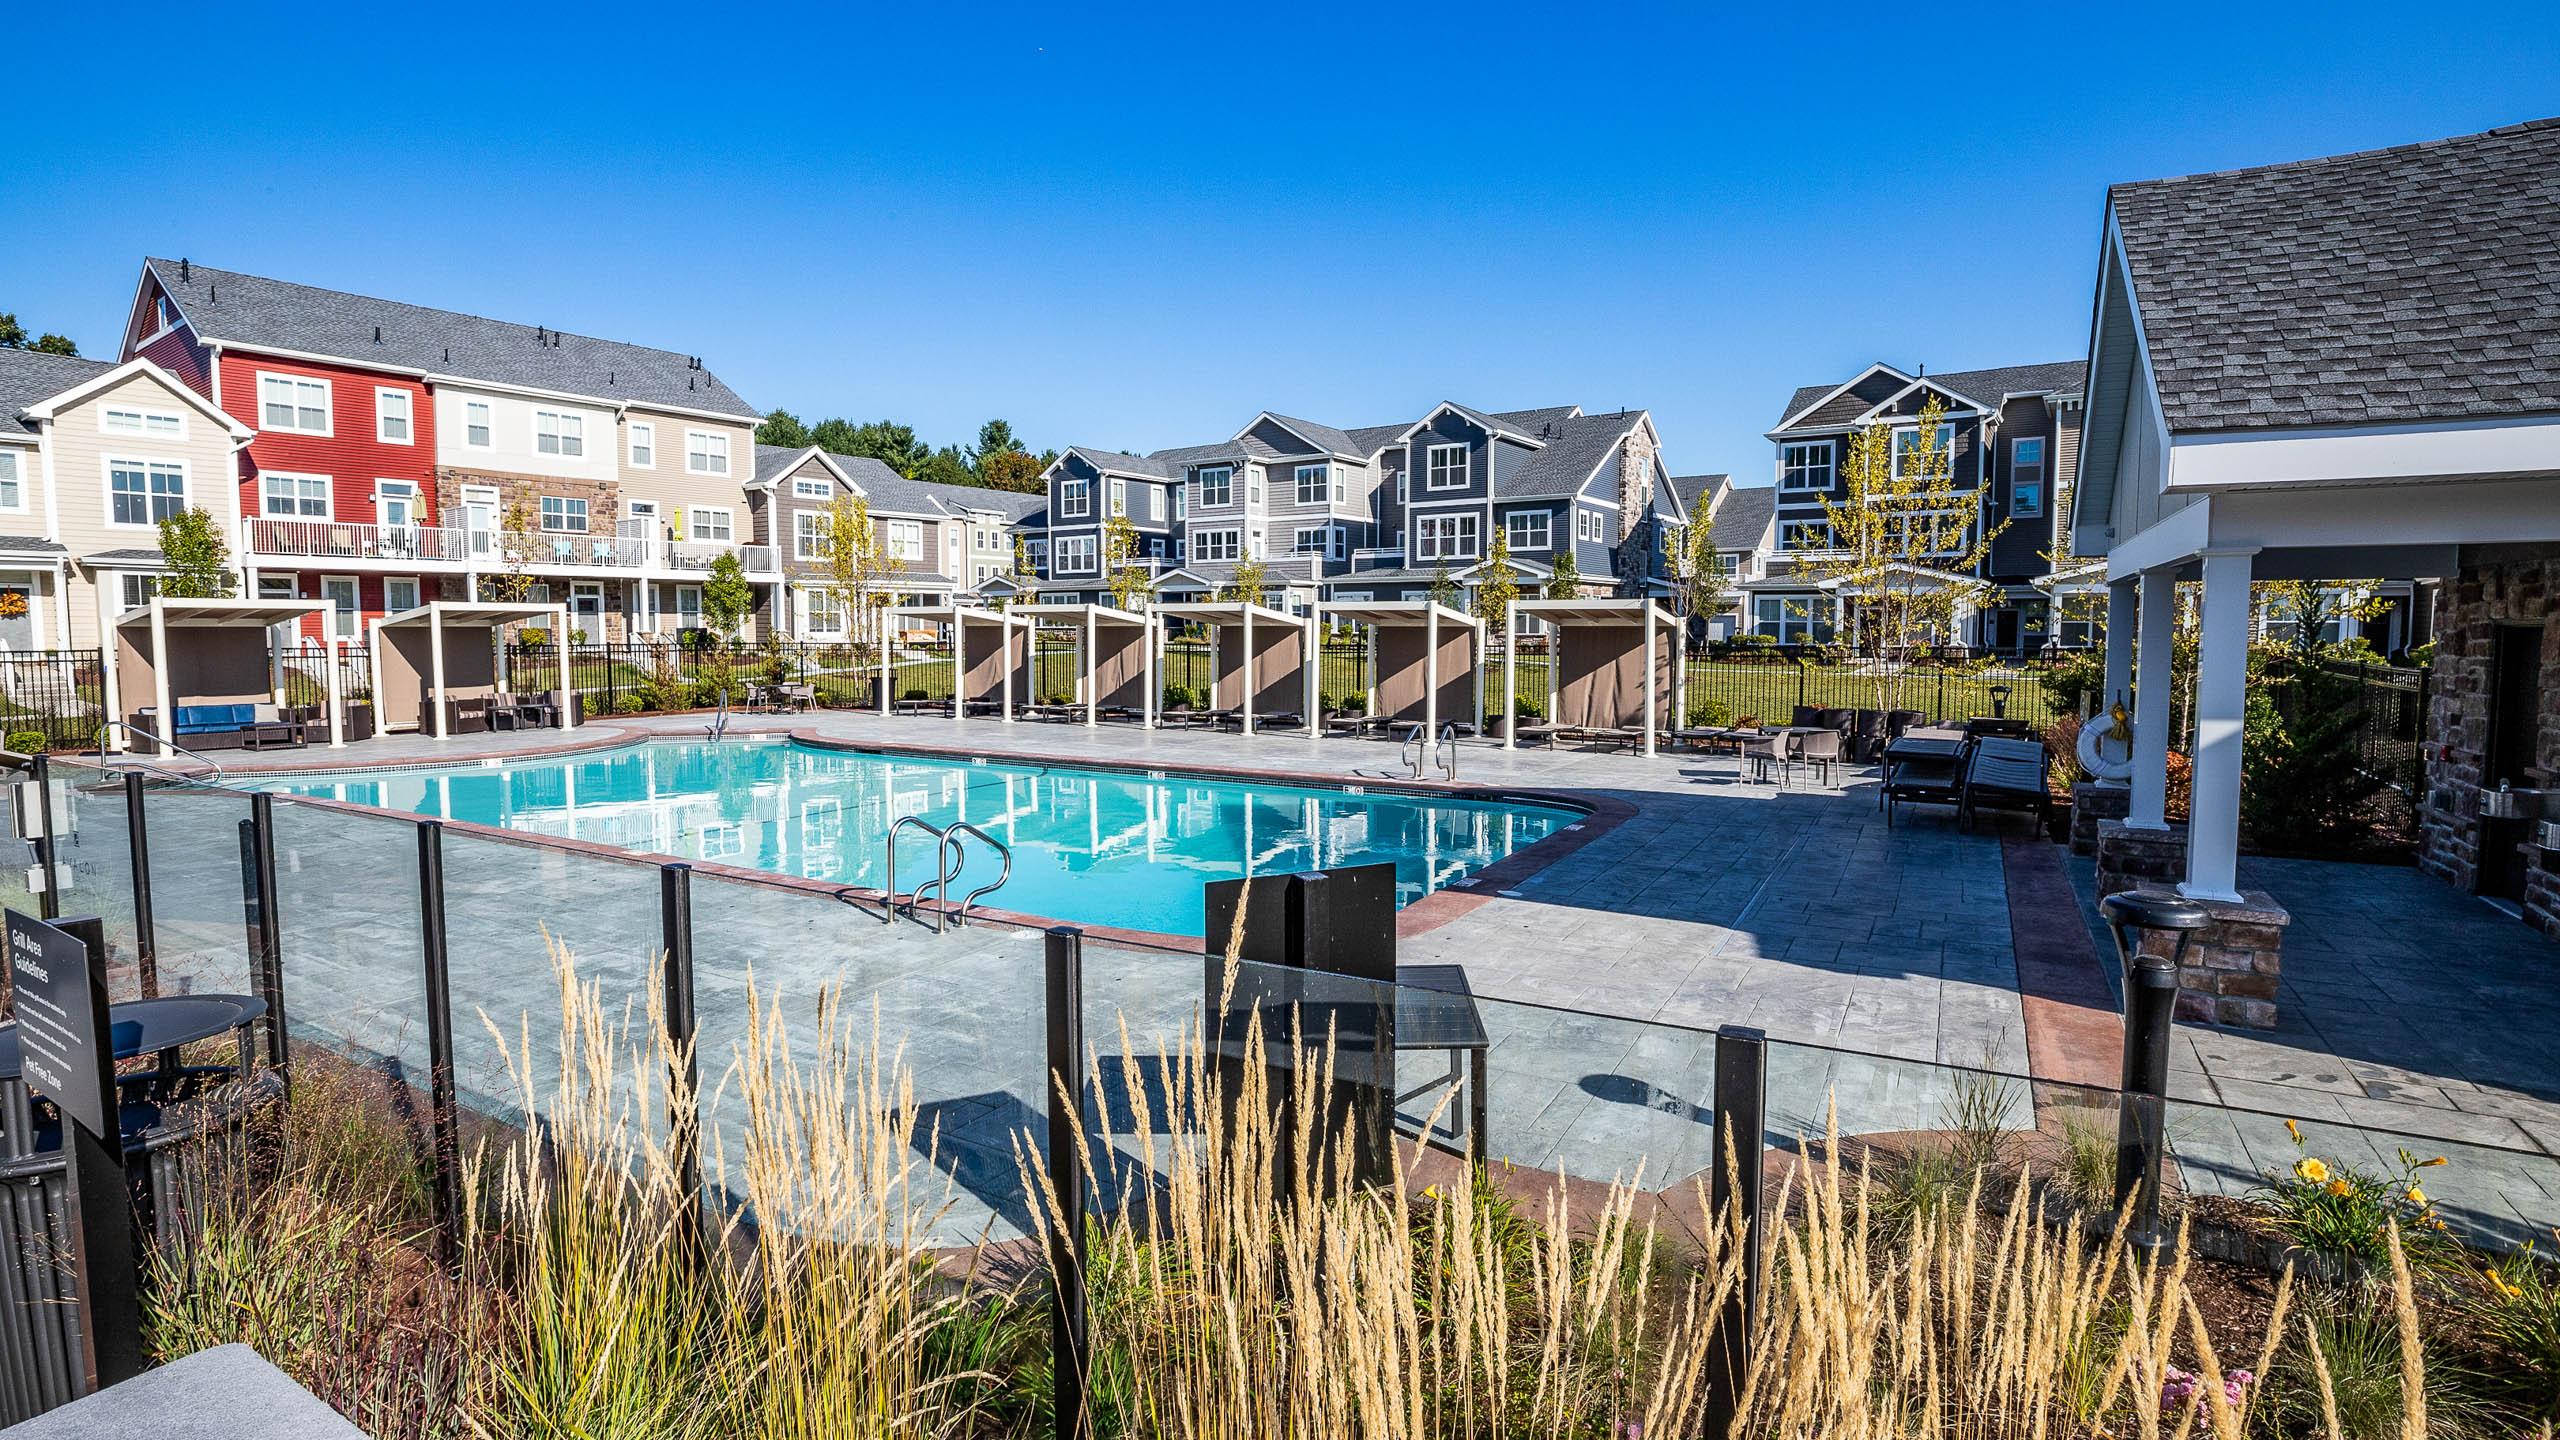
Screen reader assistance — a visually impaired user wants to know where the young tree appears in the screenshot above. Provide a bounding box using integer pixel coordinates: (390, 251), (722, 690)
(817, 494), (901, 662)
(1104, 514), (1155, 611)
(1474, 529), (1521, 628)
(1810, 394), (2009, 706)
(1679, 487), (1728, 622)
(1545, 548), (1581, 599)
(156, 507), (236, 598)
(701, 551), (755, 644)
(1219, 553), (1273, 606)
(479, 500), (539, 602)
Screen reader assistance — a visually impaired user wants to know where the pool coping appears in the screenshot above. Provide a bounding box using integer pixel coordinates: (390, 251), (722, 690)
(199, 721), (1634, 954)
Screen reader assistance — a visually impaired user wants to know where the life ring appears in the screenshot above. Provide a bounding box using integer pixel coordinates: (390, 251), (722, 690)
(2077, 702), (2136, 781)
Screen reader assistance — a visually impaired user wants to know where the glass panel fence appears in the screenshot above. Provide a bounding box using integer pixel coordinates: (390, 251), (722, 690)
(30, 760), (143, 998)
(266, 796), (429, 1084)
(136, 779), (256, 997)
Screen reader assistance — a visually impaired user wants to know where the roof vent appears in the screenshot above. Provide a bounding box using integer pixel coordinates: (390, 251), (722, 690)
(179, 258), (190, 282)
(688, 377), (695, 391)
(373, 325), (382, 344)
(443, 347), (450, 364)
(207, 284), (216, 302)
(537, 325), (548, 346)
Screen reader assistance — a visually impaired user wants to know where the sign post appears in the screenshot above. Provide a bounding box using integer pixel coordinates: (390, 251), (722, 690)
(5, 909), (144, 1390)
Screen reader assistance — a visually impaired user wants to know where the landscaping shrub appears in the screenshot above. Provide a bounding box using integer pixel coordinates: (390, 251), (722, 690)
(2044, 647), (2106, 717)
(1510, 694), (1543, 721)
(902, 687), (929, 702)
(2461, 1243), (2560, 1419)
(1161, 683), (1195, 709)
(518, 627), (548, 649)
(2244, 664), (2385, 850)
(1684, 696), (1732, 728)
(2252, 1119), (2459, 1270)
(4, 730), (47, 755)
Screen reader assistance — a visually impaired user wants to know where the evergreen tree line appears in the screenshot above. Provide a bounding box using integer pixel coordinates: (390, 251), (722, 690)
(755, 412), (1059, 495)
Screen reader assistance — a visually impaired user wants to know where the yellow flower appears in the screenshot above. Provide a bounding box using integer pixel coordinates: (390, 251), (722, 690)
(2295, 1157), (2330, 1184)
(2327, 1178), (2353, 1197)
(2419, 1156), (2448, 1168)
(2407, 1186), (2429, 1207)
(2285, 1118), (2302, 1142)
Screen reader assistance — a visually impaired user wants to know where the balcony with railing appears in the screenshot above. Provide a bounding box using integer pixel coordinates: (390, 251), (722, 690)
(245, 520), (778, 576)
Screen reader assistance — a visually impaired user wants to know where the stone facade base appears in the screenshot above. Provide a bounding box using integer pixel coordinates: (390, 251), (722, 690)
(2123, 885), (2292, 1031)
(2094, 818), (2186, 901)
(2071, 782), (2130, 856)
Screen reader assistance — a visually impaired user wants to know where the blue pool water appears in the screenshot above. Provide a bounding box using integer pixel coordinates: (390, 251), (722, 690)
(256, 739), (1579, 936)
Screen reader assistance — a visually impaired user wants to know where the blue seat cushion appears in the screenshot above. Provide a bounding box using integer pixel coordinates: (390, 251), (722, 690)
(172, 704), (255, 734)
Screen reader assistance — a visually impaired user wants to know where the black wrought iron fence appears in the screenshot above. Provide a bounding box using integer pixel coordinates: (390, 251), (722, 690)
(0, 650), (105, 750)
(498, 639), (886, 714)
(276, 642), (373, 708)
(2258, 655), (2431, 794)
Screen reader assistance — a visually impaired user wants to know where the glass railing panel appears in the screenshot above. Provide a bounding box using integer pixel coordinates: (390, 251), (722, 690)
(136, 781), (257, 997)
(686, 875), (1050, 1246)
(266, 796), (429, 1080)
(29, 760), (143, 998)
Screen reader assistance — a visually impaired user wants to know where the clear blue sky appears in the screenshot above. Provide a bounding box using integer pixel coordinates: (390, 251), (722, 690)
(7, 3), (2556, 483)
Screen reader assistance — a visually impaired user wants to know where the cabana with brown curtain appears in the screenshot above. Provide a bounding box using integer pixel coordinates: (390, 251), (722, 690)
(1502, 598), (1683, 755)
(1010, 602), (1156, 726)
(878, 604), (1034, 720)
(109, 596), (341, 754)
(1153, 600), (1316, 734)
(1321, 600), (1481, 737)
(369, 601), (575, 739)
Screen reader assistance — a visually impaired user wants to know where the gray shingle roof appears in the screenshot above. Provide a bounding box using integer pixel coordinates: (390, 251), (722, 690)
(1261, 413), (1364, 459)
(753, 443), (828, 486)
(0, 536), (66, 556)
(1492, 410), (1649, 499)
(1063, 445), (1176, 479)
(1706, 484), (1778, 549)
(146, 258), (761, 420)
(84, 548), (172, 566)
(1773, 361), (2085, 431)
(0, 351), (115, 436)
(1668, 473), (1728, 517)
(2109, 116), (2560, 431)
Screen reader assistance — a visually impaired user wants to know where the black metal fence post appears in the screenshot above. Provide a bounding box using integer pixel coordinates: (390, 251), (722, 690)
(1704, 1025), (1767, 1440)
(29, 755), (56, 922)
(244, 793), (287, 1078)
(123, 772), (157, 1000)
(418, 821), (462, 1271)
(1044, 926), (1090, 1440)
(660, 863), (704, 1269)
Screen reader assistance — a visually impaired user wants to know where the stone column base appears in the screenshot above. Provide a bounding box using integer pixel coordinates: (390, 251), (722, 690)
(2071, 782), (2131, 856)
(2122, 884), (2291, 1030)
(2095, 818), (2187, 900)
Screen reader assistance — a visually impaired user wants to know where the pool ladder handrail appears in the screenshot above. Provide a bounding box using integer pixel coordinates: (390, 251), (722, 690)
(90, 720), (228, 786)
(705, 685), (731, 741)
(882, 815), (1014, 932)
(1401, 722), (1461, 781)
(1435, 724), (1460, 781)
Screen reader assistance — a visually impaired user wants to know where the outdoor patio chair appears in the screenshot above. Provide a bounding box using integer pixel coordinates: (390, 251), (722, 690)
(1957, 736), (2053, 831)
(1738, 730), (1790, 784)
(1886, 709), (1926, 739)
(1789, 704), (1825, 729)
(1964, 715), (2037, 741)
(1798, 728), (1844, 784)
(1852, 709), (1888, 762)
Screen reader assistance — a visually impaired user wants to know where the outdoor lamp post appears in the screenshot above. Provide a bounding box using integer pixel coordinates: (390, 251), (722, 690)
(1989, 682), (2012, 718)
(2098, 890), (2211, 1251)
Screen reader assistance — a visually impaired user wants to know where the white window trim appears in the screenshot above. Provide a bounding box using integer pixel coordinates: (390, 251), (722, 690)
(102, 455), (190, 531)
(539, 495), (591, 533)
(792, 476), (832, 499)
(794, 511), (829, 561)
(373, 478), (418, 526)
(0, 449), (28, 514)
(464, 400), (493, 449)
(1196, 467), (1232, 507)
(259, 470), (333, 521)
(1890, 423), (1957, 482)
(256, 371), (334, 437)
(98, 404), (188, 441)
(383, 576), (422, 616)
(627, 420), (656, 469)
(1293, 526), (1329, 555)
(1193, 527), (1242, 563)
(319, 574), (362, 640)
(374, 387), (413, 445)
(1506, 509), (1551, 551)
(535, 409), (587, 458)
(1779, 439), (1835, 491)
(1425, 443), (1469, 491)
(684, 429), (731, 476)
(687, 505), (736, 543)
(1414, 511), (1481, 561)
(2009, 436), (2047, 518)
(1055, 534), (1101, 575)
(1109, 478), (1126, 517)
(1294, 463), (1328, 506)
(1060, 478), (1092, 519)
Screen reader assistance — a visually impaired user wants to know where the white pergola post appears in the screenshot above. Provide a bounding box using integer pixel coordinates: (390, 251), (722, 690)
(324, 632), (345, 748)
(1502, 601), (1518, 749)
(878, 606), (893, 716)
(148, 599), (172, 753)
(1642, 604), (1658, 757)
(1301, 611), (1317, 732)
(555, 604), (576, 729)
(1142, 612), (1158, 729)
(2127, 566), (2178, 830)
(1085, 608), (1098, 727)
(99, 584), (124, 754)
(367, 619), (386, 731)
(1472, 616), (1485, 734)
(2103, 577), (2138, 716)
(428, 605), (450, 740)
(1241, 608), (1255, 736)
(1424, 605), (1440, 742)
(1001, 614), (1016, 723)
(1363, 620), (1378, 717)
(2183, 549), (2257, 903)
(1671, 610), (1687, 731)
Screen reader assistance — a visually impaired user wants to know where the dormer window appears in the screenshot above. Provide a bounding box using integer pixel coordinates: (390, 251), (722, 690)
(1061, 478), (1091, 518)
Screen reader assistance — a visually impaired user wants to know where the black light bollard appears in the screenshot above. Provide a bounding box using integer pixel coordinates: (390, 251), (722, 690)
(1044, 926), (1089, 1440)
(1703, 1024), (1767, 1440)
(2100, 891), (2210, 1252)
(418, 821), (463, 1271)
(123, 772), (157, 999)
(660, 863), (705, 1270)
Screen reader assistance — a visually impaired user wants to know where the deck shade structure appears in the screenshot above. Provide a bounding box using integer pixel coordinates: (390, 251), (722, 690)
(109, 597), (336, 753)
(1504, 598), (1684, 755)
(1322, 600), (1482, 736)
(1154, 601), (1316, 734)
(884, 604), (1035, 721)
(370, 601), (574, 739)
(1012, 603), (1156, 727)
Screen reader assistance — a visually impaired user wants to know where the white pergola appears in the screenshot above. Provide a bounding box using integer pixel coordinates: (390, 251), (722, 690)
(369, 601), (575, 740)
(1009, 602), (1157, 727)
(108, 597), (339, 753)
(1317, 599), (1482, 738)
(1151, 600), (1315, 735)
(882, 603), (1035, 722)
(1503, 597), (1684, 755)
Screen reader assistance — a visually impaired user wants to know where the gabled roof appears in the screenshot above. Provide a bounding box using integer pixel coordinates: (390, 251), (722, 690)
(0, 351), (115, 437)
(1250, 413), (1366, 460)
(139, 258), (762, 420)
(1491, 409), (1659, 501)
(1705, 484), (1778, 549)
(1772, 361), (2084, 433)
(2108, 115), (2560, 431)
(1058, 445), (1177, 480)
(1668, 473), (1729, 518)
(752, 443), (834, 487)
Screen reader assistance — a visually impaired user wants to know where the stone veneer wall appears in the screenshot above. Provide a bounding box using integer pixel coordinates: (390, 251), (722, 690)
(2415, 544), (2560, 941)
(2071, 781), (2130, 856)
(2091, 819), (2290, 1031)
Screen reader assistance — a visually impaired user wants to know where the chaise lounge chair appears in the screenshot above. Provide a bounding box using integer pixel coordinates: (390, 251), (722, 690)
(1956, 735), (2054, 831)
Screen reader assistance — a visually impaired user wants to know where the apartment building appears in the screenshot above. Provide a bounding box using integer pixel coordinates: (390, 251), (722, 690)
(1751, 360), (2084, 651)
(118, 258), (769, 643)
(749, 444), (1047, 638)
(1036, 402), (1683, 607)
(0, 350), (254, 649)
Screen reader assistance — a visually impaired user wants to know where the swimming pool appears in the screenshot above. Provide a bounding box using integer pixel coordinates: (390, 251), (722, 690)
(254, 739), (1580, 937)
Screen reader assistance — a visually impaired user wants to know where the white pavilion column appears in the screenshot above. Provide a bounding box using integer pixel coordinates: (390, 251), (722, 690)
(1424, 606), (1440, 741)
(878, 607), (893, 716)
(2103, 576), (2138, 715)
(1302, 612), (1317, 731)
(148, 599), (172, 752)
(1001, 616), (1016, 724)
(367, 620), (387, 731)
(2182, 548), (2257, 903)
(1085, 609), (1098, 727)
(1472, 617), (1485, 733)
(2126, 566), (2178, 830)
(98, 584), (124, 753)
(1241, 608), (1255, 736)
(1142, 612), (1157, 728)
(1642, 605), (1658, 757)
(428, 607), (450, 740)
(1502, 601), (1518, 749)
(555, 604), (576, 729)
(325, 632), (345, 748)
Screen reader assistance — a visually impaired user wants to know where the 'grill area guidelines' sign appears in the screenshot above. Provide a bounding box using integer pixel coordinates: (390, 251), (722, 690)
(5, 910), (110, 1138)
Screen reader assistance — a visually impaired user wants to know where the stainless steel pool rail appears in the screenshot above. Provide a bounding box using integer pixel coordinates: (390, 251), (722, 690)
(1401, 723), (1461, 781)
(91, 720), (229, 786)
(882, 815), (1014, 933)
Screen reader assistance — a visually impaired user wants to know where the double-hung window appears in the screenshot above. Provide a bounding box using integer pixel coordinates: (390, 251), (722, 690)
(1171, 485), (1187, 520)
(1506, 509), (1550, 551)
(1295, 464), (1327, 505)
(536, 410), (584, 457)
(465, 401), (492, 448)
(1293, 526), (1328, 555)
(1027, 537), (1049, 568)
(540, 496), (589, 533)
(1247, 467), (1262, 504)
(628, 422), (655, 468)
(885, 520), (923, 562)
(1056, 535), (1099, 574)
(110, 458), (187, 526)
(1891, 423), (1955, 482)
(687, 506), (734, 543)
(1426, 444), (1467, 490)
(1780, 520), (1834, 552)
(2009, 437), (2047, 518)
(0, 452), (22, 511)
(258, 373), (330, 434)
(685, 430), (730, 475)
(376, 389), (412, 443)
(261, 472), (330, 518)
(102, 405), (184, 438)
(1194, 528), (1241, 563)
(1061, 479), (1091, 518)
(1197, 467), (1231, 506)
(1415, 513), (1479, 561)
(385, 577), (421, 614)
(795, 512), (829, 561)
(1779, 440), (1833, 491)
(1109, 478), (1126, 517)
(804, 588), (845, 636)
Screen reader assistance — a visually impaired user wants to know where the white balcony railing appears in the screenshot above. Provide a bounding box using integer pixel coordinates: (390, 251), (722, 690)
(246, 520), (779, 576)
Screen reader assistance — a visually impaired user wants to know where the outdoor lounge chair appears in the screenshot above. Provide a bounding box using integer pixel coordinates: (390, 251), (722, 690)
(1510, 720), (1561, 747)
(1882, 735), (1966, 826)
(1957, 736), (2053, 831)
